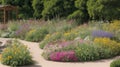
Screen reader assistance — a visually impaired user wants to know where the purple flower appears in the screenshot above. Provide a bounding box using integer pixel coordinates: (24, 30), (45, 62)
(92, 30), (114, 38)
(15, 23), (30, 37)
(50, 51), (78, 62)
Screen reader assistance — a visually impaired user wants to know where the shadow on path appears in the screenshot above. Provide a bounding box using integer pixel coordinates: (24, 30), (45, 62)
(20, 65), (42, 67)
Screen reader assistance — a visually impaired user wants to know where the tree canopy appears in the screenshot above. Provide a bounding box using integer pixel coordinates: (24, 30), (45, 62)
(87, 0), (120, 20)
(0, 0), (120, 22)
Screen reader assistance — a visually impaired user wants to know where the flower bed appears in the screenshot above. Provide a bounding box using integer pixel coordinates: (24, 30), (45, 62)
(0, 40), (33, 66)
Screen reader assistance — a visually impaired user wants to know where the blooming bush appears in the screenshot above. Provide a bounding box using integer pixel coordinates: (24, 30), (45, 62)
(42, 39), (114, 62)
(110, 20), (120, 42)
(103, 20), (120, 41)
(92, 30), (114, 38)
(40, 32), (62, 49)
(1, 40), (33, 66)
(25, 28), (48, 42)
(63, 31), (79, 41)
(50, 51), (78, 62)
(14, 23), (30, 39)
(75, 43), (111, 61)
(94, 38), (120, 56)
(109, 20), (120, 32)
(42, 40), (81, 60)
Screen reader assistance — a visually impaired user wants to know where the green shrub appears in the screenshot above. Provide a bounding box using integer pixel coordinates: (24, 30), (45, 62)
(94, 38), (120, 56)
(110, 59), (120, 67)
(63, 31), (78, 41)
(8, 22), (19, 32)
(56, 24), (72, 33)
(1, 40), (33, 66)
(25, 28), (48, 42)
(42, 39), (113, 62)
(39, 32), (62, 49)
(75, 44), (111, 61)
(42, 0), (76, 20)
(32, 0), (43, 18)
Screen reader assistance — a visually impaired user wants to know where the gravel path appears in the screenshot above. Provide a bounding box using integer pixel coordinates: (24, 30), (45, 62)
(0, 38), (119, 67)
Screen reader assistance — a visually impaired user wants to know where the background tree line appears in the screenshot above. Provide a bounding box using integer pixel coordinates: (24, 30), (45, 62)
(0, 0), (120, 24)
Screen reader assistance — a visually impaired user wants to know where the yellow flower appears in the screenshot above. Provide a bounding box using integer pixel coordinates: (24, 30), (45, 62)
(109, 20), (120, 32)
(94, 37), (120, 53)
(7, 56), (12, 60)
(64, 32), (70, 36)
(28, 29), (36, 35)
(45, 34), (51, 40)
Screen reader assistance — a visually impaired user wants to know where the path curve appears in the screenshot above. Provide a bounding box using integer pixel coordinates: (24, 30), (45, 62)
(0, 38), (119, 67)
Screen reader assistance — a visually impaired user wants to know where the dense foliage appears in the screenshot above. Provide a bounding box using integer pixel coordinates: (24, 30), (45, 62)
(1, 40), (33, 66)
(68, 0), (89, 24)
(40, 20), (120, 62)
(1, 0), (33, 19)
(110, 59), (120, 67)
(42, 0), (76, 20)
(0, 0), (119, 22)
(25, 28), (48, 42)
(87, 0), (120, 20)
(42, 38), (120, 62)
(32, 0), (43, 18)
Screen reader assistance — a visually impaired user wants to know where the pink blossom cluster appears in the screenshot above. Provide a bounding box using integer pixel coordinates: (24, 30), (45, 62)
(50, 51), (78, 62)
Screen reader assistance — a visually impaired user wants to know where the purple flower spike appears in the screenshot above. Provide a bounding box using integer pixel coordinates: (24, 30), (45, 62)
(92, 30), (114, 38)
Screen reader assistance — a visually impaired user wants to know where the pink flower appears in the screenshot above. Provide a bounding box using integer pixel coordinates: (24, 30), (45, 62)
(50, 51), (78, 62)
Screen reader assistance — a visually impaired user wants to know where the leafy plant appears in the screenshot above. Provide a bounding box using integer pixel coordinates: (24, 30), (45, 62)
(94, 38), (120, 56)
(92, 30), (114, 38)
(110, 59), (120, 67)
(26, 27), (48, 42)
(40, 32), (62, 49)
(1, 40), (33, 66)
(14, 23), (30, 39)
(75, 44), (111, 61)
(8, 22), (20, 32)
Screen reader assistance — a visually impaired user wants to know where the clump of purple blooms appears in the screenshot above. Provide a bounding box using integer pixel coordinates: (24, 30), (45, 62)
(15, 23), (30, 37)
(50, 51), (78, 62)
(92, 30), (114, 38)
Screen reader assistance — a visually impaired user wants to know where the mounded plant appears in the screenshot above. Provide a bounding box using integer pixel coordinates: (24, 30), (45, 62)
(42, 39), (113, 62)
(25, 27), (48, 42)
(50, 51), (78, 62)
(40, 32), (62, 49)
(1, 40), (33, 66)
(94, 37), (120, 56)
(75, 44), (111, 61)
(110, 59), (120, 67)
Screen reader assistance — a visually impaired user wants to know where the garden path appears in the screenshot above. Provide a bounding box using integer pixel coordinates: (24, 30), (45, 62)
(0, 38), (119, 67)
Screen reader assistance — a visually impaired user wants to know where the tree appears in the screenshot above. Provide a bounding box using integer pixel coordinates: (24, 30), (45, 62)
(68, 0), (89, 24)
(1, 0), (34, 19)
(87, 0), (120, 21)
(0, 0), (2, 4)
(32, 0), (43, 18)
(42, 0), (76, 20)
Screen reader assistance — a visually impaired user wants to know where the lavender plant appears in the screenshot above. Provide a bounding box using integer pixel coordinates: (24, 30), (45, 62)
(92, 30), (114, 38)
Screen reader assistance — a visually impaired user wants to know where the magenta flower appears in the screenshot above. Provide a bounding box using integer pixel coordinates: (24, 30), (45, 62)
(50, 51), (78, 62)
